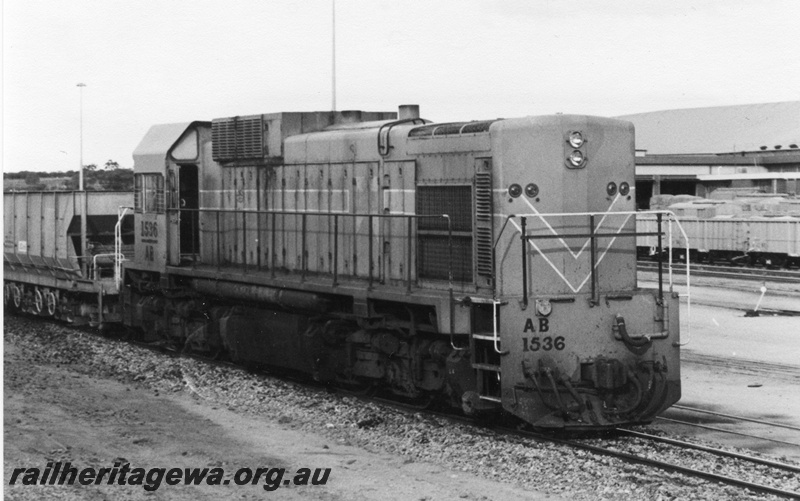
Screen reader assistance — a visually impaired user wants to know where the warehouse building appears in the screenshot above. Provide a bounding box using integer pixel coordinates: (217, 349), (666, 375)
(616, 101), (800, 209)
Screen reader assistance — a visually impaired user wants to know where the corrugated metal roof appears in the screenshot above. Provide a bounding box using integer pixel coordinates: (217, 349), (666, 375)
(616, 101), (800, 155)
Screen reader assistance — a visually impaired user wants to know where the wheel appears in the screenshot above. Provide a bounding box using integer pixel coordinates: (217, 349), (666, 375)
(45, 291), (58, 316)
(12, 284), (22, 309)
(4, 284), (20, 315)
(33, 288), (44, 314)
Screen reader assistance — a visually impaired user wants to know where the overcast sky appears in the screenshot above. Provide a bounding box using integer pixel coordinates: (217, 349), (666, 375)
(3, 0), (799, 173)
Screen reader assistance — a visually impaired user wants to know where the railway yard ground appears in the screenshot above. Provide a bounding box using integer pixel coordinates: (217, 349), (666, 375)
(4, 269), (800, 500)
(639, 270), (800, 466)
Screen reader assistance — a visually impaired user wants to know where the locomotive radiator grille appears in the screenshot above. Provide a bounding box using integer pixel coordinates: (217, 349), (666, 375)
(212, 115), (265, 162)
(418, 235), (473, 282)
(475, 227), (493, 277)
(416, 186), (472, 232)
(417, 185), (473, 282)
(474, 168), (493, 279)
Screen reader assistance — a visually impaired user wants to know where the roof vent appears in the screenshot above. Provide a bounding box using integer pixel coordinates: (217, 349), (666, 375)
(790, 144), (798, 149)
(775, 145), (782, 150)
(398, 104), (420, 120)
(760, 146), (768, 150)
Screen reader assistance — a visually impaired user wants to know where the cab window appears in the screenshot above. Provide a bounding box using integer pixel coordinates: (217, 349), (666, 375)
(134, 174), (165, 213)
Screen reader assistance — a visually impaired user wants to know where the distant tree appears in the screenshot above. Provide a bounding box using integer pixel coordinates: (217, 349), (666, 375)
(2, 167), (133, 191)
(102, 168), (134, 191)
(24, 172), (41, 186)
(63, 175), (78, 190)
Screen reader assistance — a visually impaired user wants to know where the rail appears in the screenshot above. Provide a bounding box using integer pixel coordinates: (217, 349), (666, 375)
(171, 207), (461, 348)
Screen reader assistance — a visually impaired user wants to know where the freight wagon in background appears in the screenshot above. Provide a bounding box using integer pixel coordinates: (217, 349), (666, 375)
(3, 190), (134, 324)
(637, 194), (800, 267)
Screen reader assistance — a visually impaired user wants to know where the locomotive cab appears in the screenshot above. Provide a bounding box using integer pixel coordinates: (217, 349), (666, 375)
(130, 121), (211, 275)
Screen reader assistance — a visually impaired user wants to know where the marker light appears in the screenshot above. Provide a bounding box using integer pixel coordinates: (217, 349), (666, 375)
(508, 184), (522, 198)
(619, 182), (630, 196)
(524, 183), (539, 198)
(568, 150), (585, 167)
(568, 131), (584, 148)
(606, 182), (617, 196)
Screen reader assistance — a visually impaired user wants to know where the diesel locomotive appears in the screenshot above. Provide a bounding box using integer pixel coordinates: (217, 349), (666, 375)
(5, 105), (683, 429)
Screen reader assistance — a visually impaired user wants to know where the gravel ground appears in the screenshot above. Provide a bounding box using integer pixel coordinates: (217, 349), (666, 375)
(5, 315), (798, 500)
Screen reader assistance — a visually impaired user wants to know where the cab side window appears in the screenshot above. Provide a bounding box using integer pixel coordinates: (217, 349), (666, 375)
(134, 174), (165, 213)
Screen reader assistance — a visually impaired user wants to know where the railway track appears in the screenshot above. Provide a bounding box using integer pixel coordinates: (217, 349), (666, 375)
(638, 261), (800, 284)
(125, 334), (800, 497)
(681, 352), (800, 383)
(530, 429), (800, 499)
(361, 389), (800, 498)
(656, 403), (800, 449)
(10, 314), (800, 498)
(672, 404), (800, 432)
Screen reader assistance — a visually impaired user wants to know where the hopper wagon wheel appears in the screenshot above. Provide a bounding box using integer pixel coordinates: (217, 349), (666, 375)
(12, 284), (23, 309)
(45, 291), (58, 317)
(33, 288), (45, 315)
(3, 284), (10, 307)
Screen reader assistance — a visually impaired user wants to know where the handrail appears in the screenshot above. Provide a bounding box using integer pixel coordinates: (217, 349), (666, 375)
(491, 299), (506, 355)
(168, 207), (460, 348)
(494, 210), (692, 346)
(115, 207), (133, 291)
(91, 253), (124, 280)
(377, 118), (426, 156)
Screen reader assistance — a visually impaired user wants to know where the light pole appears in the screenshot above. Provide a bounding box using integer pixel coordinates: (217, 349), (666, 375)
(77, 82), (88, 275)
(77, 83), (86, 190)
(332, 0), (336, 111)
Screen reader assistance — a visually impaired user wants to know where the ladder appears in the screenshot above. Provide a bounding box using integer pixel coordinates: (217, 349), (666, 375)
(467, 297), (505, 403)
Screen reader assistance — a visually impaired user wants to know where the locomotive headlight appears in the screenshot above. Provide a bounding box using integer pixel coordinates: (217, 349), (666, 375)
(535, 298), (552, 317)
(524, 183), (539, 198)
(619, 182), (630, 196)
(567, 131), (584, 148)
(508, 183), (522, 198)
(568, 150), (585, 167)
(606, 182), (617, 196)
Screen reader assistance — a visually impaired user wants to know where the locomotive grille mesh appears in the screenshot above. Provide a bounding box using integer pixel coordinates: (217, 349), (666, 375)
(417, 185), (473, 282)
(419, 235), (472, 282)
(212, 116), (264, 162)
(408, 120), (497, 138)
(475, 227), (493, 277)
(474, 170), (493, 277)
(134, 175), (142, 212)
(475, 172), (491, 222)
(416, 186), (472, 232)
